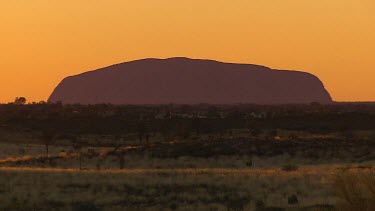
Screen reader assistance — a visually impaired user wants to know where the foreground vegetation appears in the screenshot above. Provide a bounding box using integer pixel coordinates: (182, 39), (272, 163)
(1, 166), (374, 211)
(0, 141), (373, 210)
(0, 167), (357, 210)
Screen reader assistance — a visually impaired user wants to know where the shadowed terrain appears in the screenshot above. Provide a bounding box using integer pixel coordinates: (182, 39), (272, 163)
(0, 103), (374, 210)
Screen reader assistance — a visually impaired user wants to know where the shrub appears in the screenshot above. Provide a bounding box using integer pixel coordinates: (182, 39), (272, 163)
(71, 202), (101, 211)
(58, 151), (70, 159)
(281, 164), (298, 172)
(169, 202), (178, 210)
(255, 200), (265, 209)
(287, 194), (298, 205)
(99, 149), (109, 157)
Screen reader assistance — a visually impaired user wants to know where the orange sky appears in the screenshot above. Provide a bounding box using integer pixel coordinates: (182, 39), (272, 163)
(1, 1), (374, 103)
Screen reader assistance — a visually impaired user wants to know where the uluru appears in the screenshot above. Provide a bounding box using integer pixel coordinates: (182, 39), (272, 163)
(48, 57), (332, 105)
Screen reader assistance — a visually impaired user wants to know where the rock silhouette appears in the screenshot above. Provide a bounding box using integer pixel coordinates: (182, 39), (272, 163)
(48, 57), (332, 104)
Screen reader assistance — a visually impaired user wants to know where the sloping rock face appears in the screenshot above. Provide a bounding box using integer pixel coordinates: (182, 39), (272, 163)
(48, 57), (332, 104)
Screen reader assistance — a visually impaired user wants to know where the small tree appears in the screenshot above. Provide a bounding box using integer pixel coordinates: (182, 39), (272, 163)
(342, 130), (356, 141)
(41, 130), (57, 158)
(191, 118), (201, 135)
(159, 121), (170, 141)
(113, 147), (126, 169)
(73, 142), (83, 170)
(118, 149), (126, 169)
(249, 128), (262, 138)
(137, 121), (149, 145)
(267, 129), (278, 140)
(145, 133), (150, 145)
(14, 97), (27, 105)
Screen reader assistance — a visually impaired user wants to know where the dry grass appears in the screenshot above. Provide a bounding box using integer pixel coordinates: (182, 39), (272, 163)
(0, 142), (373, 210)
(0, 166), (342, 211)
(335, 172), (375, 211)
(1, 142), (373, 170)
(0, 164), (373, 210)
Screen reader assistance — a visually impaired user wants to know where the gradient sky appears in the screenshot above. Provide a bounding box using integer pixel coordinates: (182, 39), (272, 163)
(1, 0), (374, 103)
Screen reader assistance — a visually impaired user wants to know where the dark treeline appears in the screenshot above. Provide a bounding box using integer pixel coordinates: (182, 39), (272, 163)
(0, 102), (374, 138)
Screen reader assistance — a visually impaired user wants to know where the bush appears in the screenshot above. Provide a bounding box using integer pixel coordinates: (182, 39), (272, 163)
(255, 200), (265, 209)
(281, 164), (298, 172)
(71, 202), (101, 211)
(169, 202), (178, 210)
(99, 149), (109, 157)
(287, 194), (298, 205)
